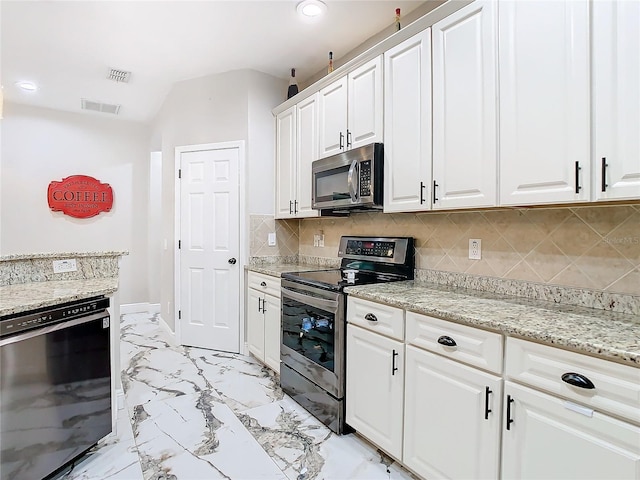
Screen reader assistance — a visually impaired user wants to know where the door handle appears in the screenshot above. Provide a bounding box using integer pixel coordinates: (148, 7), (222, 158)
(257, 297), (263, 313)
(346, 129), (352, 148)
(392, 349), (399, 376)
(347, 160), (359, 202)
(601, 157), (608, 192)
(228, 258), (237, 265)
(339, 131), (344, 150)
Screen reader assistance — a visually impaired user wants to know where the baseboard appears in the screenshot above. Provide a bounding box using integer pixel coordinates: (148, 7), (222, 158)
(120, 302), (150, 314)
(157, 314), (176, 341)
(116, 388), (125, 410)
(120, 302), (162, 315)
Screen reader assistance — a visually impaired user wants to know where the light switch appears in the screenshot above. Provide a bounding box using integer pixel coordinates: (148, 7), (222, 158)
(268, 232), (276, 246)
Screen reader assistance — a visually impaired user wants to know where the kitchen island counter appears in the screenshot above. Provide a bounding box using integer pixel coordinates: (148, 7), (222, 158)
(344, 280), (640, 368)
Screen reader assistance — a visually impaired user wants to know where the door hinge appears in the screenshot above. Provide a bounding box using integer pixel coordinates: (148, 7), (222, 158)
(178, 169), (182, 179)
(178, 310), (181, 320)
(178, 240), (181, 249)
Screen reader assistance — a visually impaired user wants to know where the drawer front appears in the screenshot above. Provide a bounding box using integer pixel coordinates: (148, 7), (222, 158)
(506, 337), (640, 424)
(347, 297), (404, 341)
(248, 271), (281, 298)
(406, 311), (503, 374)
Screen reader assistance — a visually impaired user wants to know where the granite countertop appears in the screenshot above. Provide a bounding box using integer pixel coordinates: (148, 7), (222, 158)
(344, 281), (640, 368)
(0, 278), (119, 316)
(0, 251), (129, 261)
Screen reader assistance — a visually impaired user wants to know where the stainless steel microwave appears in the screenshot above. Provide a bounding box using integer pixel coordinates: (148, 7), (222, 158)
(312, 143), (383, 211)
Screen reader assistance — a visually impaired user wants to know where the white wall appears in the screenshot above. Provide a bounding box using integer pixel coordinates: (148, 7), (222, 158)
(150, 69), (286, 331)
(0, 103), (150, 304)
(248, 70), (288, 214)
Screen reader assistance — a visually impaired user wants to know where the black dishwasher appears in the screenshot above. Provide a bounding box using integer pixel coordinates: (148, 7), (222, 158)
(0, 296), (112, 480)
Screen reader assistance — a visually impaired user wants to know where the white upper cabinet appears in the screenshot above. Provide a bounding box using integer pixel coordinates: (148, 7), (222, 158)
(432, 0), (498, 210)
(383, 29), (432, 212)
(499, 0), (590, 206)
(347, 56), (384, 149)
(318, 76), (348, 158)
(319, 56), (383, 159)
(275, 99), (319, 219)
(275, 106), (297, 218)
(295, 93), (320, 218)
(593, 0), (640, 201)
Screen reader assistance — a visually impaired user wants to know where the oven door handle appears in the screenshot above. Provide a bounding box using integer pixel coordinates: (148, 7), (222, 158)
(281, 287), (339, 312)
(0, 311), (109, 347)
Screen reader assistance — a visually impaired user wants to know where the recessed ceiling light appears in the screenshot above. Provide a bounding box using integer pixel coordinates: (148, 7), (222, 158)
(16, 81), (38, 92)
(297, 0), (327, 18)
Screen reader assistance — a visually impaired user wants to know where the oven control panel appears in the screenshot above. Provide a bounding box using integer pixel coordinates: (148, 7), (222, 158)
(344, 239), (395, 258)
(338, 236), (412, 265)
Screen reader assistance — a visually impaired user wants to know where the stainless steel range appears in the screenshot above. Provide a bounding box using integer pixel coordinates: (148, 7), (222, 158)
(280, 236), (414, 434)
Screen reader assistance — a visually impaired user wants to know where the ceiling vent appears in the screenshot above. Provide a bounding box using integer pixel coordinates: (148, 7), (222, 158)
(81, 98), (121, 115)
(107, 68), (131, 83)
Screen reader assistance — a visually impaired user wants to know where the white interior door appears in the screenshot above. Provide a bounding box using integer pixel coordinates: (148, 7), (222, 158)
(178, 144), (240, 352)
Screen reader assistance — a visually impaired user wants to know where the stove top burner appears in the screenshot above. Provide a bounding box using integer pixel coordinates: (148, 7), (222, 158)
(282, 236), (415, 291)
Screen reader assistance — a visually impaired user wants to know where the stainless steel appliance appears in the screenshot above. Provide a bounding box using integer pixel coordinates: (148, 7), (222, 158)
(0, 296), (112, 480)
(280, 236), (414, 434)
(312, 143), (384, 212)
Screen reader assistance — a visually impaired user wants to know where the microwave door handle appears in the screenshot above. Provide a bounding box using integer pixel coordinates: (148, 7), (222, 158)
(348, 160), (359, 202)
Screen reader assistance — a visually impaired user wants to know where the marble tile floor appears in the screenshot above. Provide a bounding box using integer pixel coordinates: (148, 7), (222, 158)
(57, 312), (418, 480)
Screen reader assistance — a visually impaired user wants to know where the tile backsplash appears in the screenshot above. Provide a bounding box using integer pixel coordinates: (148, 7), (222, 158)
(250, 215), (299, 257)
(294, 204), (640, 296)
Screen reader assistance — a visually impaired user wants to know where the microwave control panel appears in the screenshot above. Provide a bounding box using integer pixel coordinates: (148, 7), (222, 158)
(359, 160), (372, 197)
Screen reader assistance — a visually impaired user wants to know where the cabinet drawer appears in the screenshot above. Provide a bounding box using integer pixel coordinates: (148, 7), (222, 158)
(506, 337), (640, 424)
(347, 297), (404, 341)
(247, 271), (281, 298)
(406, 312), (503, 374)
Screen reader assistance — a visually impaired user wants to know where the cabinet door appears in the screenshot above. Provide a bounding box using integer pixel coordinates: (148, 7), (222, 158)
(501, 381), (640, 480)
(318, 76), (348, 158)
(499, 0), (590, 206)
(348, 56), (383, 149)
(247, 289), (265, 361)
(346, 324), (404, 459)
(432, 0), (497, 209)
(383, 29), (432, 213)
(296, 93), (320, 218)
(403, 346), (502, 480)
(593, 0), (640, 201)
(263, 293), (281, 374)
(275, 106), (297, 218)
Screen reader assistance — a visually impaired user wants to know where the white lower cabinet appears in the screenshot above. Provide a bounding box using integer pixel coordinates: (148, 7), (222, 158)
(346, 323), (404, 460)
(502, 337), (640, 480)
(501, 381), (640, 480)
(247, 272), (281, 373)
(346, 298), (640, 479)
(403, 345), (502, 479)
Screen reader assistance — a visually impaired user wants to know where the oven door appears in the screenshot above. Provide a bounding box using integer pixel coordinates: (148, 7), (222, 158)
(281, 280), (345, 398)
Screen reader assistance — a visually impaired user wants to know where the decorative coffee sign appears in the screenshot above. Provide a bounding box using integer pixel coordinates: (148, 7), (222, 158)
(47, 175), (113, 218)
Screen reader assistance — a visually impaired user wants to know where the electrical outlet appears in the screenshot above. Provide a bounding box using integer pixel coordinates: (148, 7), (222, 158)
(268, 232), (276, 246)
(469, 239), (481, 260)
(52, 259), (77, 273)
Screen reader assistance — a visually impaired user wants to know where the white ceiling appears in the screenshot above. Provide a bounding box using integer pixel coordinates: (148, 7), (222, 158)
(1, 0), (426, 123)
